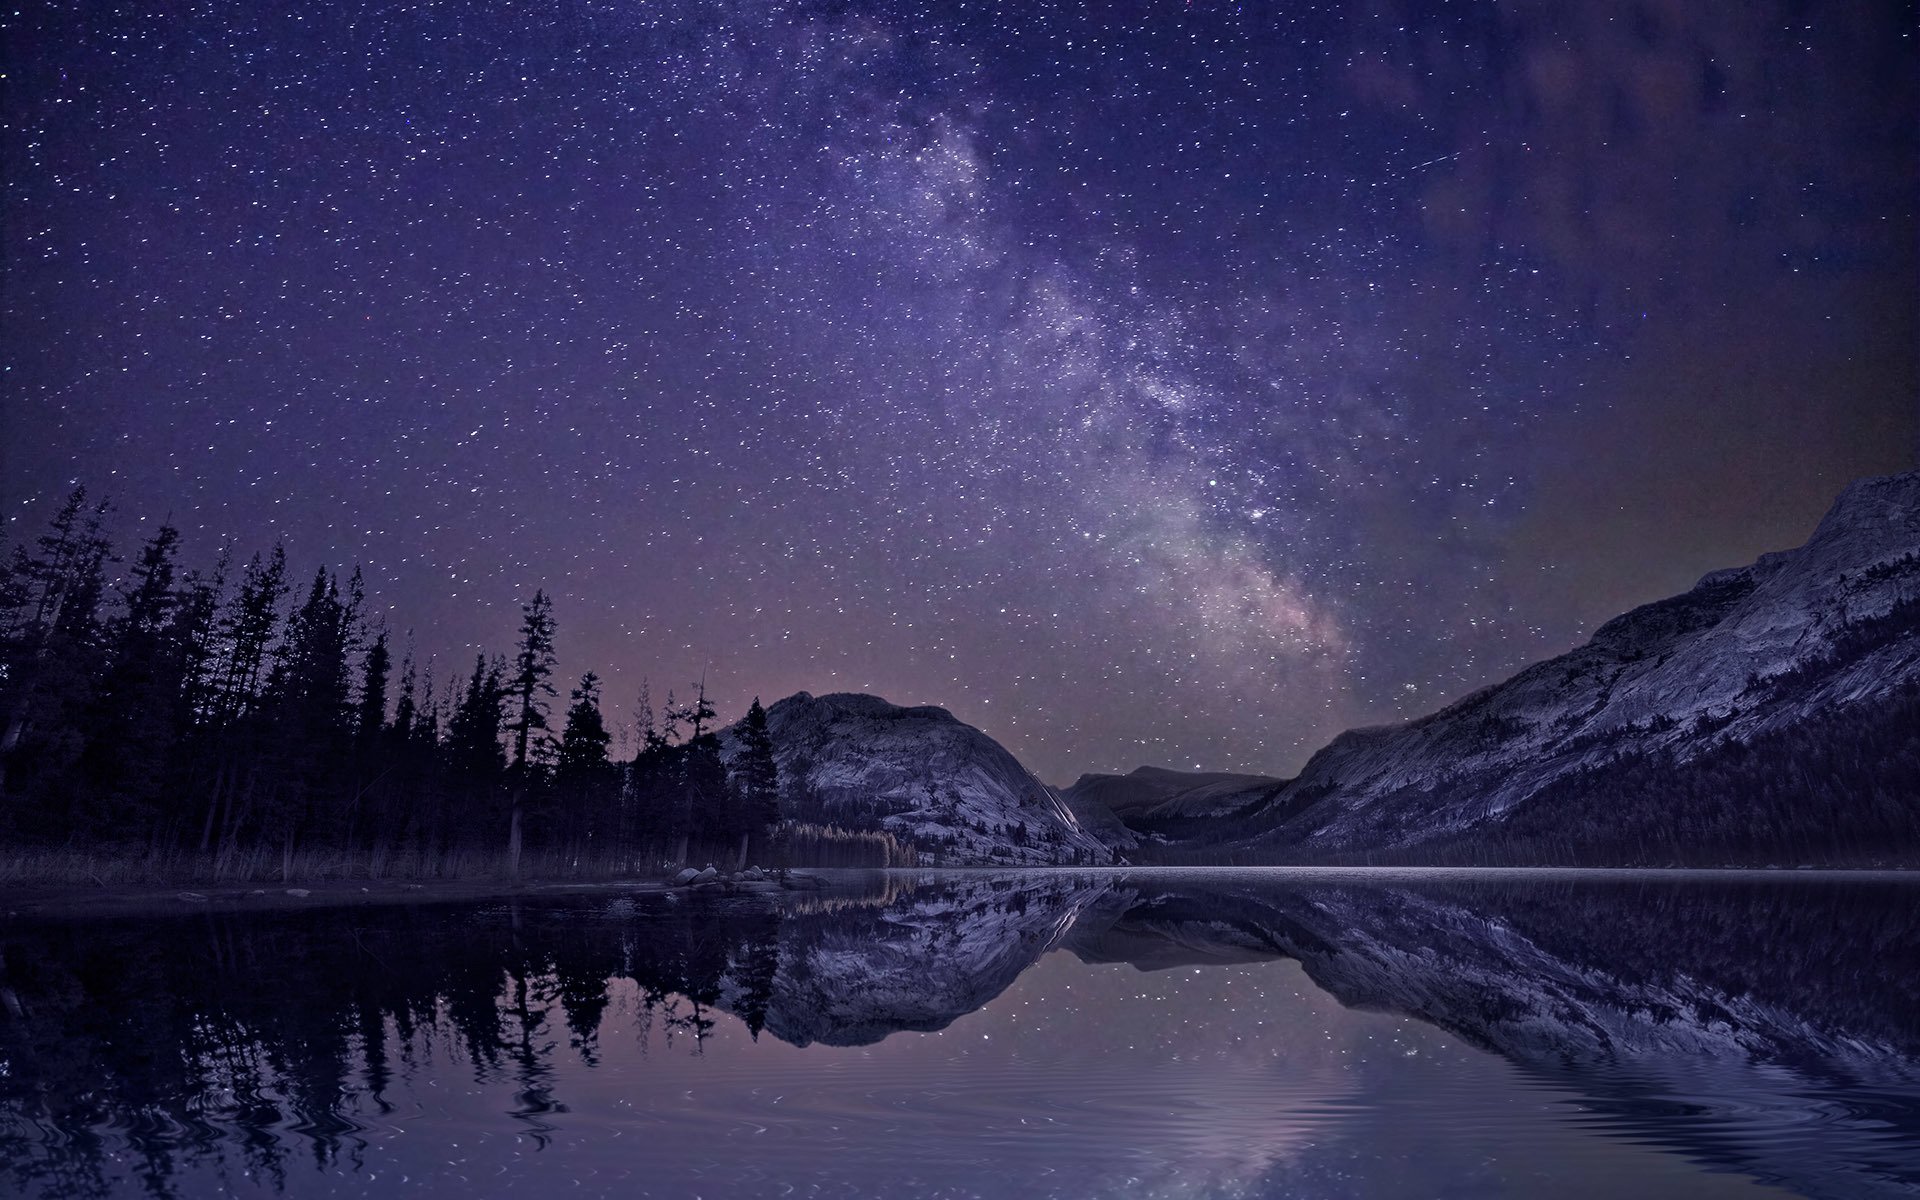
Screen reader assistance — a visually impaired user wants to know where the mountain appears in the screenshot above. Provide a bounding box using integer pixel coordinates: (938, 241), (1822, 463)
(1051, 780), (1143, 851)
(723, 475), (1916, 868)
(1060, 765), (1284, 829)
(725, 691), (1116, 865)
(1185, 470), (1920, 865)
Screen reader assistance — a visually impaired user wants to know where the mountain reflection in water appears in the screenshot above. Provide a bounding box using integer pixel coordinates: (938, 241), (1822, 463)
(2, 870), (1916, 1199)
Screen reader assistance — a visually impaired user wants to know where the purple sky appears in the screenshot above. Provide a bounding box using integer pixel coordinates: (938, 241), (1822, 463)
(4, 0), (1913, 781)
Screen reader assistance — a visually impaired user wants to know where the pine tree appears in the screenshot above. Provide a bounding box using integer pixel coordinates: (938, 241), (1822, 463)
(120, 523), (182, 638)
(660, 688), (682, 747)
(728, 697), (780, 868)
(171, 547), (228, 731)
(672, 675), (725, 861)
(556, 672), (614, 860)
(0, 487), (115, 801)
(634, 679), (663, 754)
(557, 672), (612, 779)
(628, 680), (683, 861)
(682, 732), (727, 862)
(504, 589), (557, 876)
(687, 675), (716, 740)
(259, 566), (360, 875)
(357, 628), (392, 742)
(212, 545), (289, 727)
(82, 524), (188, 833)
(391, 644), (418, 744)
(448, 654), (506, 780)
(343, 625), (394, 853)
(507, 590), (557, 771)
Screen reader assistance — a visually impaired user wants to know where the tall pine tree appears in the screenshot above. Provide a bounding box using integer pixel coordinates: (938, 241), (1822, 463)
(728, 697), (781, 868)
(504, 589), (557, 876)
(0, 488), (115, 806)
(556, 671), (614, 861)
(82, 524), (188, 835)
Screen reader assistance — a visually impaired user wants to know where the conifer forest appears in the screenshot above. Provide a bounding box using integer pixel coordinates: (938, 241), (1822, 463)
(0, 488), (792, 880)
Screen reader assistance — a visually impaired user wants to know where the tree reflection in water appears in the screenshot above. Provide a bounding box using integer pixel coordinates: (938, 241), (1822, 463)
(2, 871), (1917, 1199)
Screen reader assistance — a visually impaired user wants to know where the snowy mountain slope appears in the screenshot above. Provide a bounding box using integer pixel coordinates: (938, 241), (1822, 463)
(722, 692), (1115, 865)
(1061, 765), (1284, 827)
(1211, 471), (1920, 857)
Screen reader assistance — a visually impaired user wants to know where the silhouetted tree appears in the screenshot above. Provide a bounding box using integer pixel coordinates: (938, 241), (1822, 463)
(357, 628), (391, 743)
(448, 655), (507, 782)
(505, 590), (557, 876)
(635, 679), (662, 753)
(9, 482), (1914, 880)
(258, 567), (361, 876)
(556, 671), (614, 858)
(80, 523), (188, 836)
(727, 697), (780, 867)
(0, 487), (114, 808)
(391, 644), (418, 744)
(686, 676), (716, 740)
(684, 733), (728, 859)
(660, 687), (683, 746)
(557, 672), (611, 778)
(211, 545), (289, 727)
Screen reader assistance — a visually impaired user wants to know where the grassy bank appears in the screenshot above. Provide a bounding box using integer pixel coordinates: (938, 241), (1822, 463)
(0, 846), (684, 890)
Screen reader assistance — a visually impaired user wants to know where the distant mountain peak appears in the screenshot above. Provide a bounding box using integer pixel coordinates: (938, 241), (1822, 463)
(1061, 763), (1286, 828)
(730, 690), (1113, 865)
(773, 691), (961, 725)
(1161, 470), (1920, 865)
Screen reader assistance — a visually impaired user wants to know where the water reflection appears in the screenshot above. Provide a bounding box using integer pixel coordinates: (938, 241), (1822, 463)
(2, 870), (1916, 1198)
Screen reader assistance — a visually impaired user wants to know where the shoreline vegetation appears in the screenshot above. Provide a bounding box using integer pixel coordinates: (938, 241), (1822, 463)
(7, 841), (1913, 894)
(0, 861), (849, 921)
(8, 860), (1915, 924)
(0, 840), (909, 892)
(9, 486), (1915, 882)
(0, 488), (926, 885)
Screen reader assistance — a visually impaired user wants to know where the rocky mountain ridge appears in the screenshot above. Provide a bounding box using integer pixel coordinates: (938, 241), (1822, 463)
(1123, 470), (1920, 863)
(729, 473), (1917, 866)
(723, 691), (1114, 865)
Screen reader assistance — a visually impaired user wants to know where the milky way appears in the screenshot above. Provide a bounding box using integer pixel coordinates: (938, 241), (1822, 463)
(4, 1), (1913, 781)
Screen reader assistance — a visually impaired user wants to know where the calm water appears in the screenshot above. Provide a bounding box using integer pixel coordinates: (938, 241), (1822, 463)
(2, 869), (1917, 1199)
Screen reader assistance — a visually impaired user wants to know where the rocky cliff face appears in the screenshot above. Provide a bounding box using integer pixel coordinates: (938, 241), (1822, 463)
(730, 691), (1116, 865)
(1210, 471), (1920, 858)
(728, 476), (1915, 866)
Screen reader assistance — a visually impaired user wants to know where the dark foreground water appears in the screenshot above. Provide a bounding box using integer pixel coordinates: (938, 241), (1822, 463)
(2, 870), (1917, 1200)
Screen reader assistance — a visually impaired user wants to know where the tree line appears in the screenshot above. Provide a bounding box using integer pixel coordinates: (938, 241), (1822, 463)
(0, 488), (785, 879)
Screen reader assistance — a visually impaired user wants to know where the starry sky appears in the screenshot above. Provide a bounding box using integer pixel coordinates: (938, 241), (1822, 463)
(3, 0), (1914, 782)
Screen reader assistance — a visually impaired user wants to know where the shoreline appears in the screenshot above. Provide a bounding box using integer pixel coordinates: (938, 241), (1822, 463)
(0, 871), (846, 922)
(7, 862), (1917, 922)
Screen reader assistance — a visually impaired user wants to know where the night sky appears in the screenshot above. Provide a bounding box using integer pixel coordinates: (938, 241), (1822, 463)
(3, 1), (1914, 782)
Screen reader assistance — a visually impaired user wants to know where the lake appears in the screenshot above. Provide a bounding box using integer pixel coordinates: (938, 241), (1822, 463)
(2, 869), (1916, 1199)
